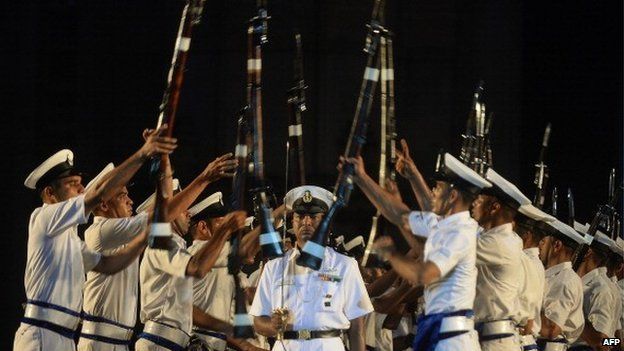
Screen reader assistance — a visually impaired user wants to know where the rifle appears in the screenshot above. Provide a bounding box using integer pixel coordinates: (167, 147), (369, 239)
(362, 22), (396, 267)
(148, 0), (206, 249)
(567, 188), (575, 227)
(533, 123), (552, 209)
(571, 184), (623, 271)
(286, 32), (307, 188)
(297, 0), (386, 270)
(459, 81), (484, 170)
(607, 169), (621, 239)
(551, 186), (558, 217)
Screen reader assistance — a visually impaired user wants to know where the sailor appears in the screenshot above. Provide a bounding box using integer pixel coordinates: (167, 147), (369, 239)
(250, 185), (374, 351)
(135, 174), (247, 350)
(346, 152), (492, 350)
(514, 204), (556, 351)
(79, 153), (237, 351)
(536, 219), (586, 350)
(470, 168), (532, 350)
(14, 126), (177, 351)
(570, 224), (619, 351)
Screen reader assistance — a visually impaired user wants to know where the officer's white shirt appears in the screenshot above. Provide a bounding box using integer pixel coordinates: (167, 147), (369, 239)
(521, 247), (545, 336)
(25, 194), (101, 312)
(188, 240), (234, 323)
(83, 213), (148, 326)
(473, 223), (524, 323)
(249, 247), (373, 351)
(542, 261), (584, 342)
(408, 210), (478, 315)
(576, 267), (617, 338)
(139, 233), (193, 333)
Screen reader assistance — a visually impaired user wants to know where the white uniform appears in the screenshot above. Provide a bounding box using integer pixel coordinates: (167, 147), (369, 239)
(78, 213), (148, 351)
(407, 210), (481, 351)
(14, 195), (102, 351)
(249, 247), (374, 351)
(618, 278), (624, 331)
(542, 261), (584, 343)
(570, 267), (617, 349)
(187, 240), (234, 351)
(473, 223), (523, 350)
(136, 234), (193, 351)
(517, 247), (545, 348)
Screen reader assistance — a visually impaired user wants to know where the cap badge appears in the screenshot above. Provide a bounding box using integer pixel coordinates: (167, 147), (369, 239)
(302, 190), (313, 203)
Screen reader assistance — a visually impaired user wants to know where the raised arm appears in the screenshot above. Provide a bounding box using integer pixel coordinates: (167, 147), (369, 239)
(342, 156), (411, 228)
(84, 125), (177, 215)
(92, 229), (148, 274)
(395, 139), (433, 211)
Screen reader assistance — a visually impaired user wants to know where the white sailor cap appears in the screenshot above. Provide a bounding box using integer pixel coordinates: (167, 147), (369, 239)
(517, 204), (556, 232)
(344, 235), (365, 252)
(135, 178), (181, 213)
(84, 163), (115, 193)
(482, 168), (531, 209)
(611, 237), (624, 259)
(434, 153), (492, 194)
(546, 220), (588, 248)
(188, 192), (228, 221)
(574, 222), (616, 254)
(284, 185), (334, 214)
(24, 149), (83, 190)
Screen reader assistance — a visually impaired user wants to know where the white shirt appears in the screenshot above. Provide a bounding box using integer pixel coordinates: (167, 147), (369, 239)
(139, 234), (193, 333)
(249, 247), (373, 351)
(542, 261), (584, 342)
(24, 194), (101, 312)
(521, 247), (545, 335)
(578, 267), (617, 337)
(474, 223), (524, 323)
(618, 278), (624, 330)
(82, 213), (148, 326)
(408, 210), (479, 315)
(188, 240), (234, 323)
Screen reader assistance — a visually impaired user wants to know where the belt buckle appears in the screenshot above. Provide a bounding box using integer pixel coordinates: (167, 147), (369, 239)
(298, 329), (311, 340)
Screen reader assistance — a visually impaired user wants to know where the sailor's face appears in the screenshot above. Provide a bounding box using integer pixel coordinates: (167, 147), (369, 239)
(292, 212), (324, 243)
(52, 175), (85, 201)
(106, 187), (133, 218)
(174, 210), (191, 236)
(538, 235), (553, 265)
(430, 181), (451, 215)
(470, 194), (494, 225)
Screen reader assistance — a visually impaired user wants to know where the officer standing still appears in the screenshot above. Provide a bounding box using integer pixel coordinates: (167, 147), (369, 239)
(250, 185), (374, 351)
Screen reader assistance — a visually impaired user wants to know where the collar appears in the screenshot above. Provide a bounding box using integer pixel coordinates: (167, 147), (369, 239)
(581, 267), (603, 285)
(438, 210), (472, 228)
(482, 223), (514, 237)
(545, 261), (572, 278)
(523, 247), (539, 259)
(93, 216), (106, 224)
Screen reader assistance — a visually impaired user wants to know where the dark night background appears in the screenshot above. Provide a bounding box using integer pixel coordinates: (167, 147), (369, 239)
(3, 0), (622, 348)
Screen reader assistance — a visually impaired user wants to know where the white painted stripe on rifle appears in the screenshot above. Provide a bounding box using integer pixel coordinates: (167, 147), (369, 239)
(235, 145), (248, 157)
(149, 223), (172, 237)
(178, 37), (191, 52)
(288, 124), (303, 137)
(260, 232), (281, 245)
(234, 314), (253, 326)
(302, 240), (325, 259)
(381, 68), (394, 81)
(364, 67), (380, 82)
(247, 59), (262, 71)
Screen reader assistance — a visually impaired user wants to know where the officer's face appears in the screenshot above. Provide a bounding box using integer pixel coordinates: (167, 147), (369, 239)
(105, 187), (133, 218)
(470, 194), (496, 225)
(430, 181), (452, 215)
(538, 235), (553, 265)
(173, 210), (191, 236)
(49, 175), (85, 202)
(292, 212), (324, 244)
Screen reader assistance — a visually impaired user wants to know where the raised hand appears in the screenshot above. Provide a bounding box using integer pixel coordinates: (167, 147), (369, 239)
(139, 124), (178, 159)
(395, 139), (418, 179)
(337, 155), (366, 179)
(201, 153), (238, 183)
(212, 210), (246, 240)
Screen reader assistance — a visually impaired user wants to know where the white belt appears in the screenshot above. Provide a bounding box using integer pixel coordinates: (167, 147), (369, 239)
(542, 341), (568, 351)
(24, 303), (81, 331)
(520, 334), (537, 346)
(480, 319), (517, 337)
(440, 315), (475, 333)
(81, 319), (133, 342)
(144, 320), (190, 347)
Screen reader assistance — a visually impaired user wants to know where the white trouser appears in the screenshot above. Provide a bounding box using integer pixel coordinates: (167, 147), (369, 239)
(14, 323), (75, 351)
(435, 330), (481, 351)
(195, 333), (227, 351)
(479, 334), (520, 351)
(135, 338), (170, 351)
(77, 338), (130, 351)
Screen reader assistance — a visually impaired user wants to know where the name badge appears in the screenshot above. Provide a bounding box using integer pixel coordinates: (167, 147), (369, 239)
(317, 273), (342, 282)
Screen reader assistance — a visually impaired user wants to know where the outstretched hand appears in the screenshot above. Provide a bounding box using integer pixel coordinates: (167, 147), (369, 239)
(395, 139), (418, 179)
(202, 153), (238, 183)
(212, 210), (246, 240)
(139, 124), (178, 159)
(337, 155), (366, 179)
